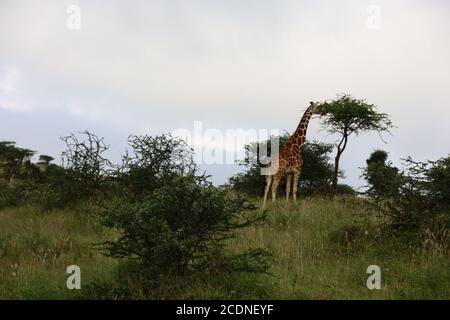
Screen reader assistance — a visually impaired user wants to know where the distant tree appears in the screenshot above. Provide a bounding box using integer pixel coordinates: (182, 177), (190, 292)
(300, 140), (335, 194)
(334, 183), (356, 196)
(0, 141), (35, 183)
(366, 150), (388, 164)
(318, 94), (393, 199)
(228, 134), (336, 196)
(362, 150), (401, 198)
(38, 155), (54, 165)
(423, 155), (450, 207)
(368, 155), (450, 238)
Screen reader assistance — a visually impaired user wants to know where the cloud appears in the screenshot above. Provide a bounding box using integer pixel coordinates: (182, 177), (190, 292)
(0, 0), (449, 185)
(0, 66), (33, 112)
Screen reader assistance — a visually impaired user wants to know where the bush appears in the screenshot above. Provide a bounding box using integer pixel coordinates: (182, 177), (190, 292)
(99, 134), (270, 292)
(61, 130), (112, 201)
(116, 134), (195, 197)
(228, 165), (263, 197)
(228, 136), (336, 197)
(101, 178), (268, 276)
(0, 180), (37, 208)
(335, 184), (356, 196)
(367, 156), (450, 242)
(362, 150), (401, 197)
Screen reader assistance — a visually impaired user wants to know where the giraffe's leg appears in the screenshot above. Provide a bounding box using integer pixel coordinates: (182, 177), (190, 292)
(285, 174), (292, 201)
(292, 171), (300, 202)
(271, 173), (282, 202)
(262, 175), (272, 208)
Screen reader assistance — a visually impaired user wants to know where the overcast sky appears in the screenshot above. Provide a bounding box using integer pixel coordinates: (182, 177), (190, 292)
(1, 0), (449, 187)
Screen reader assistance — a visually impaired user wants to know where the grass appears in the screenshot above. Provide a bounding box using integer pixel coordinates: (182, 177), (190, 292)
(0, 198), (448, 299)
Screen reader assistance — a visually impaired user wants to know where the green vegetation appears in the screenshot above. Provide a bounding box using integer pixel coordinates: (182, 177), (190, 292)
(0, 94), (448, 300)
(228, 134), (352, 197)
(98, 134), (269, 295)
(316, 94), (393, 199)
(365, 155), (450, 238)
(1, 198), (448, 299)
(362, 150), (401, 198)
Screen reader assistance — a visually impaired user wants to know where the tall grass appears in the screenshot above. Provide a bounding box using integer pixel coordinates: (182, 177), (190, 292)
(0, 198), (448, 299)
(0, 205), (116, 299)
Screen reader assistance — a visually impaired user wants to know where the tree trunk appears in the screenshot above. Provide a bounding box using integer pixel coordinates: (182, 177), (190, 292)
(330, 152), (341, 199)
(330, 132), (348, 200)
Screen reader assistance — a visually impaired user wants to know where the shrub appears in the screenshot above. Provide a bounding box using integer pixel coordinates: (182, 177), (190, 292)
(367, 156), (450, 240)
(100, 134), (270, 291)
(101, 177), (268, 277)
(116, 134), (195, 197)
(335, 184), (356, 196)
(0, 180), (37, 208)
(61, 130), (112, 200)
(362, 150), (401, 197)
(228, 136), (336, 197)
(0, 141), (35, 183)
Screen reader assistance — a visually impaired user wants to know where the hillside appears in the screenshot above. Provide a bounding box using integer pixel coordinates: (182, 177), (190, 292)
(1, 198), (448, 299)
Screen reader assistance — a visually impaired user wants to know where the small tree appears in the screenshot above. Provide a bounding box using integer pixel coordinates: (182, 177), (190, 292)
(300, 140), (335, 194)
(100, 134), (269, 291)
(362, 150), (401, 198)
(38, 155), (54, 165)
(61, 130), (112, 199)
(228, 135), (336, 196)
(368, 155), (450, 245)
(117, 134), (196, 197)
(0, 141), (35, 183)
(318, 94), (393, 199)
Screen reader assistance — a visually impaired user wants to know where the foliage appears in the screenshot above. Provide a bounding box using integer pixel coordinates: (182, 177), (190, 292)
(100, 134), (269, 290)
(116, 134), (196, 197)
(228, 134), (336, 196)
(300, 141), (335, 195)
(0, 180), (37, 208)
(0, 141), (36, 183)
(101, 178), (268, 278)
(362, 150), (401, 198)
(35, 165), (78, 210)
(38, 155), (54, 165)
(367, 155), (450, 240)
(61, 131), (112, 197)
(1, 132), (113, 210)
(1, 193), (449, 300)
(228, 165), (263, 197)
(317, 94), (393, 198)
(43, 130), (116, 209)
(425, 156), (450, 205)
(334, 184), (356, 196)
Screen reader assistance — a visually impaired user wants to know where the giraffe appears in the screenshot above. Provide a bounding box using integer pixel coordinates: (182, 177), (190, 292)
(262, 102), (325, 208)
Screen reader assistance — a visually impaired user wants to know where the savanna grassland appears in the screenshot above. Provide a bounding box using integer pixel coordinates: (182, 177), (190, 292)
(1, 198), (448, 300)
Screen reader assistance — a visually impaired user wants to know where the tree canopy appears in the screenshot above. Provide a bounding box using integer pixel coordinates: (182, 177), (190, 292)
(0, 141), (36, 182)
(362, 149), (401, 198)
(319, 94), (393, 137)
(317, 94), (393, 198)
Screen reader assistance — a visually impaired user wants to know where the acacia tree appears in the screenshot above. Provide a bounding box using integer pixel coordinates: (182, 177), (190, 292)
(61, 130), (112, 196)
(318, 94), (393, 199)
(0, 141), (35, 183)
(38, 155), (54, 166)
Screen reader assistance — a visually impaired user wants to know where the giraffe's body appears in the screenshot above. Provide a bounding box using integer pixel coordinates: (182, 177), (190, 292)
(262, 102), (323, 207)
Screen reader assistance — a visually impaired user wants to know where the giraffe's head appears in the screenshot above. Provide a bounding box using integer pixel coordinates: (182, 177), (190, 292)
(308, 101), (327, 116)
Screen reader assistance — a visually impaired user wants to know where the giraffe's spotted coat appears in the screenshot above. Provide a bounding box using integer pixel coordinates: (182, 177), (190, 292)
(262, 102), (323, 207)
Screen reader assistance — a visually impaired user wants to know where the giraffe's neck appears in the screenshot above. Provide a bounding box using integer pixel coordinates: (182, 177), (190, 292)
(291, 108), (313, 150)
